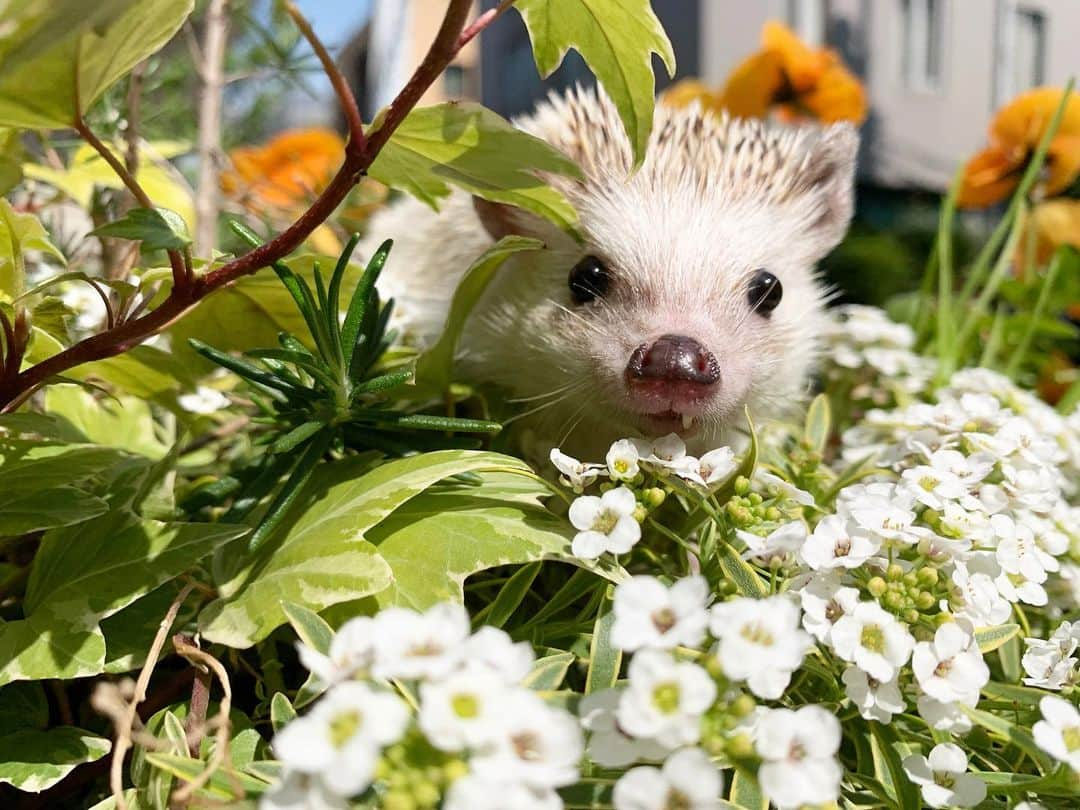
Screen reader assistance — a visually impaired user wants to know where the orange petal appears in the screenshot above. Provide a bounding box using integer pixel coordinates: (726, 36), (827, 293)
(1026, 198), (1080, 265)
(223, 128), (345, 209)
(957, 146), (1022, 208)
(990, 87), (1080, 152)
(1045, 134), (1080, 196)
(801, 63), (868, 124)
(718, 50), (786, 119)
(761, 20), (828, 92)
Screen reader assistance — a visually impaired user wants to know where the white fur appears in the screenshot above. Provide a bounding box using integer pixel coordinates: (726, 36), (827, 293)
(365, 87), (858, 457)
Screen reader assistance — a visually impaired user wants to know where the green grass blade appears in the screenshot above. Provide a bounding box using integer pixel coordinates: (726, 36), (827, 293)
(342, 240), (392, 379)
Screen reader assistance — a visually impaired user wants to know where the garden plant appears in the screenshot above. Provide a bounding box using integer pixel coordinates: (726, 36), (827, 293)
(0, 2), (1078, 809)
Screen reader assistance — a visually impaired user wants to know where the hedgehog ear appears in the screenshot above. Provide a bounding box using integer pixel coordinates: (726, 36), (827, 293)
(473, 197), (562, 243)
(802, 122), (859, 256)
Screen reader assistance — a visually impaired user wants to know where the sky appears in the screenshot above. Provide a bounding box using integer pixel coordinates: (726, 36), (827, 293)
(301, 0), (372, 50)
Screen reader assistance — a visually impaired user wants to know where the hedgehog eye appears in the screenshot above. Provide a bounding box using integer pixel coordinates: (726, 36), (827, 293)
(747, 269), (783, 315)
(568, 255), (611, 304)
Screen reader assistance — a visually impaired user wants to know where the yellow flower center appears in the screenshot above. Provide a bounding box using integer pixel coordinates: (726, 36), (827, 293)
(1063, 726), (1080, 752)
(451, 693), (480, 719)
(861, 624), (885, 654)
(740, 622), (775, 646)
(329, 709), (362, 748)
(652, 682), (681, 714)
(593, 509), (619, 534)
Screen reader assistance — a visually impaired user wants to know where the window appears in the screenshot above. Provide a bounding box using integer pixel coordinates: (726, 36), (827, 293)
(1002, 7), (1046, 102)
(901, 0), (945, 91)
(788, 0), (828, 46)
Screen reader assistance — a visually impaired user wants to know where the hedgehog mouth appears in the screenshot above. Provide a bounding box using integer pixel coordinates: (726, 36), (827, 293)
(638, 409), (701, 437)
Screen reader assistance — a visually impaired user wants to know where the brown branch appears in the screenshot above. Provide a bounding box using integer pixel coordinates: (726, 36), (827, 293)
(101, 582), (194, 810)
(0, 0), (491, 412)
(124, 63), (146, 177)
(194, 0), (229, 258)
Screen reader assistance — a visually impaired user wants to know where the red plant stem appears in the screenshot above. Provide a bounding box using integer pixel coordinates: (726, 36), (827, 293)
(458, 0), (517, 50)
(0, 0), (486, 413)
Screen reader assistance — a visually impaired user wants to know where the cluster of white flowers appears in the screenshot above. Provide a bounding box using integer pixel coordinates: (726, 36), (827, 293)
(1023, 620), (1080, 690)
(821, 304), (936, 400)
(553, 433), (738, 560)
(586, 574), (841, 810)
(263, 603), (582, 810)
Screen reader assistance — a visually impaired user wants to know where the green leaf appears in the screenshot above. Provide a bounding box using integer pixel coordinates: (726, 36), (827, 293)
(869, 721), (920, 809)
(584, 586), (620, 694)
(0, 727), (110, 792)
(716, 540), (767, 598)
(0, 489), (245, 685)
(282, 601), (335, 654)
(100, 583), (199, 674)
(728, 770), (768, 810)
(523, 652), (575, 692)
(515, 0), (675, 165)
(143, 752), (269, 797)
(367, 471), (592, 609)
(483, 561), (543, 629)
(414, 236), (543, 394)
(0, 0), (194, 129)
(44, 384), (172, 459)
(804, 393), (831, 454)
(975, 623), (1020, 654)
(0, 682), (48, 730)
(962, 706), (1053, 772)
(370, 103), (582, 232)
(0, 198), (65, 299)
(90, 207), (191, 251)
(981, 680), (1053, 706)
(270, 693), (297, 733)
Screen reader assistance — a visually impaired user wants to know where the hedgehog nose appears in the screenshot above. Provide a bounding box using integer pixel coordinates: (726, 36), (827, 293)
(626, 334), (721, 386)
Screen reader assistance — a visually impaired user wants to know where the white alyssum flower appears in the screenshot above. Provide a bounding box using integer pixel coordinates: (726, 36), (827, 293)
(756, 705), (842, 810)
(271, 682), (409, 797)
(993, 514), (1052, 606)
(550, 448), (605, 492)
(612, 747), (723, 810)
(902, 743), (987, 808)
(916, 696), (973, 735)
(710, 596), (812, 699)
(296, 616), (375, 688)
(611, 575), (709, 652)
(637, 433), (692, 473)
(568, 486), (641, 559)
(798, 575), (860, 643)
(801, 515), (881, 570)
(579, 688), (666, 768)
(754, 470), (815, 505)
(911, 623), (989, 705)
(371, 603), (469, 681)
(830, 601), (915, 682)
(259, 771), (350, 810)
(463, 625), (535, 684)
(470, 689), (583, 790)
(1022, 621), (1079, 690)
(951, 559), (1013, 627)
(178, 385), (231, 414)
(842, 666), (905, 723)
(677, 447), (737, 488)
(737, 521), (806, 565)
(418, 665), (504, 751)
(617, 650), (717, 748)
(1033, 695), (1080, 772)
(840, 483), (926, 546)
(443, 774), (561, 810)
(900, 460), (969, 511)
(606, 439), (641, 481)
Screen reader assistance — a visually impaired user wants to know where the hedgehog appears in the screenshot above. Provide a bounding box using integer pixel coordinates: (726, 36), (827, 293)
(367, 86), (858, 459)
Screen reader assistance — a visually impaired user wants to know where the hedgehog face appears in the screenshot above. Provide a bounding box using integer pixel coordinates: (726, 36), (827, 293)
(463, 88), (858, 455)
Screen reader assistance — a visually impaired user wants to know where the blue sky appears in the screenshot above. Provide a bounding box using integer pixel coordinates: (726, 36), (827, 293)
(301, 0), (372, 49)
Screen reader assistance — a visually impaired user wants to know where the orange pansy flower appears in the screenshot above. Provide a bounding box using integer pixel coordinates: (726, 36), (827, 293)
(1022, 198), (1080, 267)
(957, 87), (1080, 209)
(662, 21), (866, 125)
(221, 128), (345, 211)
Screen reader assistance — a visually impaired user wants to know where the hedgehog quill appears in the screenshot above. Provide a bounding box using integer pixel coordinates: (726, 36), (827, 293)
(367, 87), (858, 457)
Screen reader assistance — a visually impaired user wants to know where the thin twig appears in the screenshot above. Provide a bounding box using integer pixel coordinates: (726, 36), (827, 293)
(185, 667), (211, 756)
(124, 63), (146, 177)
(170, 635), (236, 805)
(194, 0), (229, 258)
(0, 0), (496, 412)
(73, 116), (191, 294)
(106, 582), (194, 810)
(284, 1), (365, 150)
(457, 0), (517, 49)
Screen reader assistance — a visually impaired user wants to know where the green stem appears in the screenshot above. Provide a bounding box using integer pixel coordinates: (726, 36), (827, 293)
(1006, 249), (1066, 378)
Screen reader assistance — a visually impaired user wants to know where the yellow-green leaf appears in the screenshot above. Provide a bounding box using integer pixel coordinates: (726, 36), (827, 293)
(370, 102), (582, 232)
(975, 623), (1020, 654)
(0, 0), (194, 129)
(0, 199), (65, 300)
(516, 0), (675, 166)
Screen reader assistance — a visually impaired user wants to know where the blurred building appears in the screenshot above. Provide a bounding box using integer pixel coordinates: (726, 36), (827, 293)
(346, 0), (1077, 192)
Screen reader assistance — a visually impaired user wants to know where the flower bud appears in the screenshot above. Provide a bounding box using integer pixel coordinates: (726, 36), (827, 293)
(726, 732), (755, 760)
(915, 591), (936, 610)
(867, 576), (887, 597)
(632, 505), (648, 523)
(730, 693), (756, 718)
(734, 476), (751, 495)
(917, 567), (939, 587)
(886, 563), (905, 582)
(642, 487), (666, 508)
